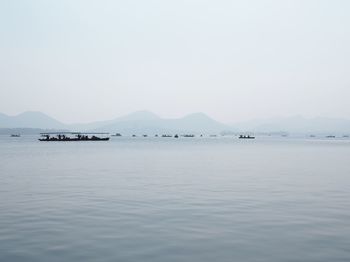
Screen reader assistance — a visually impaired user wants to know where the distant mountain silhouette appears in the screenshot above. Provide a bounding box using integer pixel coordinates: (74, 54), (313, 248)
(2, 111), (350, 134)
(0, 111), (231, 134)
(0, 111), (66, 129)
(93, 111), (230, 134)
(232, 115), (350, 134)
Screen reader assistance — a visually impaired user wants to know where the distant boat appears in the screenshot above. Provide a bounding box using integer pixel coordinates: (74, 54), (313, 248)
(162, 135), (172, 137)
(112, 133), (122, 137)
(132, 135), (136, 137)
(155, 134), (158, 137)
(182, 134), (195, 138)
(143, 135), (148, 137)
(174, 134), (179, 138)
(11, 134), (20, 137)
(39, 132), (109, 141)
(210, 135), (217, 137)
(343, 135), (349, 138)
(239, 135), (255, 139)
(326, 135), (336, 138)
(310, 135), (316, 138)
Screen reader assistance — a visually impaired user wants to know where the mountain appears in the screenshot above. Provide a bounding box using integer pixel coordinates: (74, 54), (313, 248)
(0, 110), (232, 134)
(0, 111), (66, 129)
(232, 115), (350, 134)
(94, 111), (231, 134)
(4, 111), (350, 135)
(68, 111), (162, 131)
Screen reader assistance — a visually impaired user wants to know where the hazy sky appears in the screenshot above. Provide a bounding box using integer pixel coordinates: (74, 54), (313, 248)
(1, 0), (349, 123)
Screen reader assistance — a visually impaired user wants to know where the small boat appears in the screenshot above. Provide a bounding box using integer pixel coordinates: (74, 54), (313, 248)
(343, 135), (349, 138)
(112, 133), (122, 137)
(39, 132), (110, 142)
(239, 135), (255, 139)
(155, 134), (158, 137)
(11, 134), (21, 137)
(143, 135), (148, 137)
(326, 135), (336, 138)
(174, 134), (179, 138)
(162, 135), (172, 137)
(210, 135), (217, 137)
(132, 135), (136, 137)
(182, 134), (195, 138)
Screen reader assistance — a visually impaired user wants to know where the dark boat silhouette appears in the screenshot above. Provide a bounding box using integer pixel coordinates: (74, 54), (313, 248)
(174, 134), (179, 138)
(11, 134), (21, 137)
(39, 132), (110, 141)
(239, 135), (255, 139)
(112, 133), (122, 137)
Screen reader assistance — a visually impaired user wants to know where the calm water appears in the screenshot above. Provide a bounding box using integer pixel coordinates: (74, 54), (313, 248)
(1, 136), (350, 262)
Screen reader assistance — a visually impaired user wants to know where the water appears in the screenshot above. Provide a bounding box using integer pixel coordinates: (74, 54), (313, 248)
(1, 136), (350, 261)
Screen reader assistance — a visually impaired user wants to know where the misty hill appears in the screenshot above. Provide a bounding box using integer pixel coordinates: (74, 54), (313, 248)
(0, 111), (232, 134)
(0, 111), (66, 129)
(232, 115), (350, 134)
(92, 111), (231, 134)
(3, 111), (350, 134)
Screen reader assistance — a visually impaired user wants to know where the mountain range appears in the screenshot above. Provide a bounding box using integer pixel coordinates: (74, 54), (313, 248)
(0, 111), (231, 134)
(1, 111), (350, 134)
(232, 115), (350, 134)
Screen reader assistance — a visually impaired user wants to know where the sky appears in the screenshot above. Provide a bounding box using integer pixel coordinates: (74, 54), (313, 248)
(0, 0), (349, 124)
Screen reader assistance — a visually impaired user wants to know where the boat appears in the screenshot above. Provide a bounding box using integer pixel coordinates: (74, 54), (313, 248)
(239, 135), (255, 139)
(143, 135), (148, 137)
(39, 132), (110, 141)
(174, 134), (179, 138)
(326, 135), (336, 138)
(182, 134), (195, 138)
(10, 134), (21, 137)
(111, 133), (122, 137)
(162, 135), (172, 137)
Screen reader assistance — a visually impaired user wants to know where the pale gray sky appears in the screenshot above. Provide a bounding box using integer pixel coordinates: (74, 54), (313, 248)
(1, 0), (349, 123)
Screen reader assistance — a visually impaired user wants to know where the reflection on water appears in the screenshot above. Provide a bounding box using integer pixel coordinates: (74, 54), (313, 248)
(0, 136), (350, 261)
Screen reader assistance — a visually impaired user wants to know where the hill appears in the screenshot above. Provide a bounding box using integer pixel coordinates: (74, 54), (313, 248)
(0, 111), (66, 129)
(232, 116), (350, 134)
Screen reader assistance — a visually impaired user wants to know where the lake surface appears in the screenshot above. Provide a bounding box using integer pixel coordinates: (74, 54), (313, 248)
(1, 136), (350, 262)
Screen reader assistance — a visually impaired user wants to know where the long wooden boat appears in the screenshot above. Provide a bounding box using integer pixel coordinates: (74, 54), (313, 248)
(39, 132), (110, 142)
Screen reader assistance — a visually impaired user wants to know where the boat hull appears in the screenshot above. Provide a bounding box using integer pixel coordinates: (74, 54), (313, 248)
(39, 137), (110, 142)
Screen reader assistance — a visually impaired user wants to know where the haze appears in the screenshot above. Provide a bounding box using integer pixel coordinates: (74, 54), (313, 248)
(1, 0), (349, 124)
